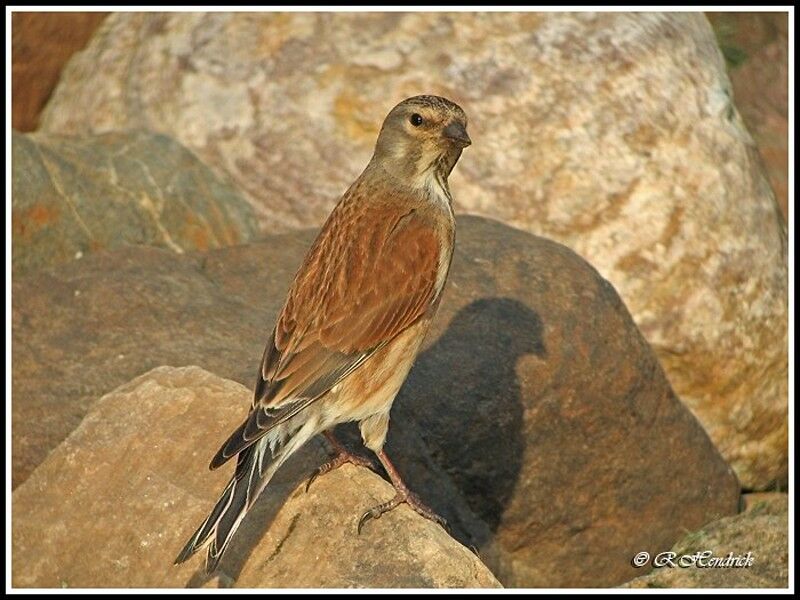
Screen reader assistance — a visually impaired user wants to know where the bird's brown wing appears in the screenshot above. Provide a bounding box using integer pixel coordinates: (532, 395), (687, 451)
(210, 202), (442, 469)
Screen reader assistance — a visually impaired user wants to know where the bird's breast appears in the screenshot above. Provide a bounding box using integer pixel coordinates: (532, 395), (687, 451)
(425, 185), (456, 300)
(433, 227), (454, 300)
(326, 319), (431, 421)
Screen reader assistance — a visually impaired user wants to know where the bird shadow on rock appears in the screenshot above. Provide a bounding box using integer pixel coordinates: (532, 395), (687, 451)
(185, 296), (543, 586)
(340, 297), (545, 549)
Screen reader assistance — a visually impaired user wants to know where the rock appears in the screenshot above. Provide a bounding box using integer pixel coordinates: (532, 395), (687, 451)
(12, 130), (259, 277)
(707, 12), (788, 219)
(11, 243), (273, 489)
(740, 491), (787, 512)
(13, 216), (740, 587)
(739, 492), (788, 516)
(12, 366), (501, 588)
(11, 12), (108, 131)
(621, 493), (788, 588)
(39, 12), (787, 489)
(383, 216), (740, 587)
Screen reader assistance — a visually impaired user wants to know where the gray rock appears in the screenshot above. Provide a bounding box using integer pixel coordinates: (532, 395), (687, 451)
(12, 129), (259, 276)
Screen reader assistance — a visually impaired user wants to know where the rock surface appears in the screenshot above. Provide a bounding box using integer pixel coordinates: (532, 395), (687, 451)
(11, 242), (272, 489)
(740, 491), (787, 512)
(622, 493), (788, 589)
(11, 12), (108, 131)
(12, 130), (259, 276)
(39, 12), (788, 489)
(12, 366), (501, 588)
(13, 216), (740, 587)
(360, 216), (741, 587)
(708, 11), (789, 219)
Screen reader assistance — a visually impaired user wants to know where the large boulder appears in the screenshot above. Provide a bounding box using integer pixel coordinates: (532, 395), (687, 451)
(622, 493), (788, 589)
(13, 216), (740, 587)
(39, 12), (787, 489)
(294, 216), (743, 587)
(12, 366), (501, 588)
(12, 130), (259, 276)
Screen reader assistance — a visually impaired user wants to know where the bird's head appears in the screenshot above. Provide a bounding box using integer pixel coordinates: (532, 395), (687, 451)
(372, 95), (470, 187)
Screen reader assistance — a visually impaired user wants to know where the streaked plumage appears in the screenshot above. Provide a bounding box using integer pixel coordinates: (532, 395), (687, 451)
(175, 95), (470, 573)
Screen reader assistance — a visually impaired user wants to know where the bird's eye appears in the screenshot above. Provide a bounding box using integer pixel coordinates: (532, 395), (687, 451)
(409, 113), (424, 127)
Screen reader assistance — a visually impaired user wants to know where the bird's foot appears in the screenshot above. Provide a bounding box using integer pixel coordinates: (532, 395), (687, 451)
(357, 488), (447, 534)
(306, 446), (376, 493)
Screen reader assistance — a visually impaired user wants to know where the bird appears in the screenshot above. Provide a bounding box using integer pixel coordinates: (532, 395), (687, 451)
(174, 94), (471, 574)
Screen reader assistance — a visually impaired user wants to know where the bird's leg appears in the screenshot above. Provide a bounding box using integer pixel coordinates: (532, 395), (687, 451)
(357, 449), (448, 534)
(305, 430), (376, 492)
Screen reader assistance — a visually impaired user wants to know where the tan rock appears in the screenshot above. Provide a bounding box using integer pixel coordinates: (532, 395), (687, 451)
(622, 493), (788, 589)
(739, 491), (787, 513)
(12, 366), (501, 589)
(39, 12), (787, 489)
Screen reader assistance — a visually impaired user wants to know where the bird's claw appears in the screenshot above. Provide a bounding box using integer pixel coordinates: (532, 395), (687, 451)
(357, 491), (448, 534)
(357, 506), (383, 534)
(305, 451), (376, 493)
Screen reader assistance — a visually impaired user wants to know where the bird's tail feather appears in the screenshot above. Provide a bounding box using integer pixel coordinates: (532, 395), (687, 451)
(174, 420), (315, 573)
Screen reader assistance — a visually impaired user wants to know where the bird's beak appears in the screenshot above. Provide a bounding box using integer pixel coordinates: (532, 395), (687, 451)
(443, 121), (472, 148)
